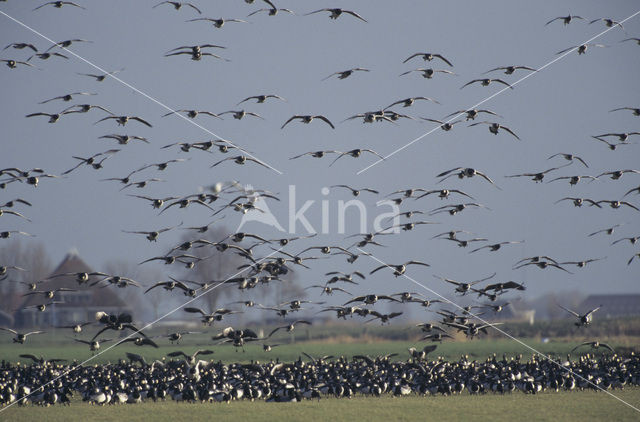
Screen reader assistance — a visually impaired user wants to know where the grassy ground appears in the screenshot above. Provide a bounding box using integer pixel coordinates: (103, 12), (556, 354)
(0, 331), (630, 365)
(1, 390), (639, 422)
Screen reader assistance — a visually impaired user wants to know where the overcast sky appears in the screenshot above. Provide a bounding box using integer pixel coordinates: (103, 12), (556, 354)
(1, 0), (639, 319)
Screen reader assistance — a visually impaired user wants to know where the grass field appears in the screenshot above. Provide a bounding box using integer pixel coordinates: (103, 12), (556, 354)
(1, 390), (639, 422)
(1, 329), (633, 365)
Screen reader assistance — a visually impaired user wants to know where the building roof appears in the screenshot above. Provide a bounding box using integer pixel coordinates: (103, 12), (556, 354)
(580, 294), (640, 317)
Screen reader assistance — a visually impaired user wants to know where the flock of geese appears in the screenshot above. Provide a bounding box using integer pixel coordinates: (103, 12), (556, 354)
(0, 0), (639, 407)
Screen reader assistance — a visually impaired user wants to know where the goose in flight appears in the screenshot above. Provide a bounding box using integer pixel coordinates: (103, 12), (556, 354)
(556, 43), (606, 55)
(27, 52), (69, 61)
(248, 7), (296, 17)
(589, 18), (624, 30)
(329, 148), (385, 166)
(571, 341), (614, 353)
(0, 328), (45, 343)
(305, 8), (367, 22)
(44, 38), (92, 52)
(623, 185), (640, 198)
(468, 121), (520, 140)
(460, 78), (513, 90)
(289, 150), (342, 160)
(609, 106), (640, 116)
(400, 68), (457, 79)
(95, 115), (152, 127)
(594, 132), (640, 142)
(370, 260), (430, 277)
(33, 1), (86, 11)
(505, 165), (569, 183)
(595, 200), (639, 211)
(545, 15), (584, 26)
(596, 169), (640, 180)
(588, 224), (621, 237)
(558, 304), (601, 327)
(281, 115), (334, 129)
(554, 197), (601, 208)
(547, 152), (589, 168)
(385, 97), (441, 109)
(268, 320), (312, 338)
(421, 118), (463, 131)
(187, 17), (248, 28)
(99, 134), (149, 144)
(429, 202), (489, 216)
(403, 52), (453, 67)
(39, 92), (96, 104)
(591, 136), (631, 150)
(415, 188), (474, 200)
(4, 42), (38, 52)
(153, 1), (202, 14)
(77, 68), (124, 81)
(547, 174), (598, 186)
(163, 109), (222, 119)
(62, 103), (113, 115)
(444, 108), (501, 121)
(0, 209), (32, 222)
(238, 94), (286, 105)
(559, 257), (606, 268)
(1, 59), (36, 69)
(218, 110), (264, 120)
(322, 67), (370, 81)
(469, 241), (523, 254)
(437, 167), (498, 187)
(164, 49), (227, 61)
(210, 155), (271, 169)
(25, 110), (75, 123)
(366, 311), (403, 325)
(122, 225), (178, 242)
(330, 185), (378, 196)
(435, 273), (496, 295)
(483, 65), (537, 75)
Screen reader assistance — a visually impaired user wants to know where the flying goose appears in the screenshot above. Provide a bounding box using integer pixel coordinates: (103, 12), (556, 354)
(559, 257), (605, 268)
(596, 169), (640, 180)
(248, 7), (296, 17)
(0, 230), (34, 239)
(365, 311), (403, 325)
(163, 109), (222, 119)
(0, 209), (32, 222)
(77, 68), (124, 81)
(0, 328), (44, 343)
(99, 134), (149, 144)
(268, 320), (312, 337)
(623, 185), (640, 197)
(25, 111), (75, 123)
(460, 78), (513, 89)
(595, 200), (639, 211)
(94, 115), (153, 127)
(437, 167), (499, 187)
(1, 59), (36, 69)
(187, 17), (248, 28)
(571, 341), (614, 353)
(483, 65), (537, 75)
(609, 106), (640, 116)
(386, 97), (440, 109)
(556, 43), (606, 55)
(289, 150), (342, 160)
(330, 185), (378, 196)
(429, 202), (489, 216)
(591, 136), (632, 150)
(400, 68), (457, 79)
(469, 121), (520, 139)
(421, 118), (463, 131)
(306, 285), (352, 296)
(153, 1), (201, 14)
(444, 108), (501, 121)
(344, 294), (400, 306)
(4, 42), (38, 52)
(329, 148), (384, 166)
(210, 155), (271, 169)
(435, 273), (496, 294)
(322, 68), (370, 80)
(558, 304), (601, 327)
(218, 110), (264, 120)
(589, 18), (624, 29)
(506, 165), (569, 183)
(122, 225), (178, 241)
(39, 92), (96, 104)
(547, 152), (589, 168)
(281, 115), (335, 129)
(587, 224), (621, 237)
(305, 8), (367, 22)
(545, 15), (584, 26)
(370, 260), (430, 276)
(415, 188), (474, 200)
(403, 52), (453, 67)
(33, 1), (86, 11)
(44, 38), (92, 52)
(238, 94), (286, 105)
(184, 307), (240, 325)
(469, 241), (523, 253)
(594, 132), (640, 142)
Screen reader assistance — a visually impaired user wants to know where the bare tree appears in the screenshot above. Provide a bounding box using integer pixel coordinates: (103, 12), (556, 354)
(0, 239), (52, 313)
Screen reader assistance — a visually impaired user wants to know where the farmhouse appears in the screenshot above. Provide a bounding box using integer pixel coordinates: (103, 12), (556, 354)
(14, 251), (132, 328)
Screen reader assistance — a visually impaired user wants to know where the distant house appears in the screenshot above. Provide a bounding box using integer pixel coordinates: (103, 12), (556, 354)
(14, 251), (133, 328)
(579, 294), (640, 318)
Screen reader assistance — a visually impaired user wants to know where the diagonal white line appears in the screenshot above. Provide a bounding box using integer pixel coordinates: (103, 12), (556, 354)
(0, 10), (284, 175)
(0, 246), (285, 412)
(357, 248), (640, 413)
(356, 9), (640, 175)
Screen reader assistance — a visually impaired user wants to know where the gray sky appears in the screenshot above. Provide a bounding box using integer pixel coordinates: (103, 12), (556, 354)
(1, 0), (639, 318)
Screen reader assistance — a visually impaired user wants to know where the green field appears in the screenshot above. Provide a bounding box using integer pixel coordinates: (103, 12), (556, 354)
(1, 390), (639, 422)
